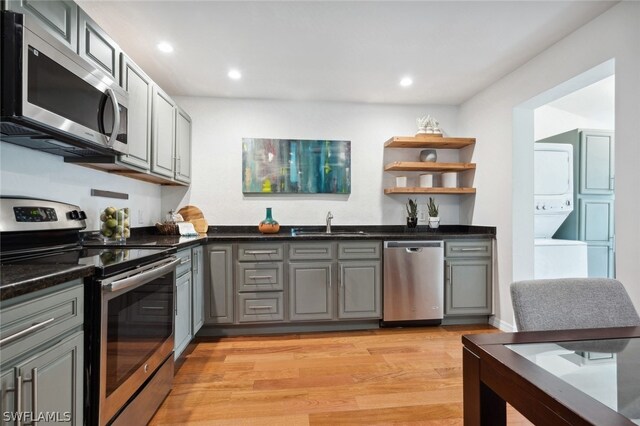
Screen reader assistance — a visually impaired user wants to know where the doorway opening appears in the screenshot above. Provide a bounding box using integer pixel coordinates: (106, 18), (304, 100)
(512, 59), (615, 283)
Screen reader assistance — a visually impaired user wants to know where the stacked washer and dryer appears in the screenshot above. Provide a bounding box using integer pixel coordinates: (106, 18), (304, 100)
(534, 143), (588, 279)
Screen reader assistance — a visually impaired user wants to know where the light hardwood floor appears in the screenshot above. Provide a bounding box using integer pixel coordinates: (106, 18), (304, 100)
(150, 325), (533, 425)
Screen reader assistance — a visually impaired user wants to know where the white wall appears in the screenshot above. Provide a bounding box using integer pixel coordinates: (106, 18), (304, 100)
(162, 98), (461, 227)
(0, 143), (162, 230)
(458, 2), (640, 330)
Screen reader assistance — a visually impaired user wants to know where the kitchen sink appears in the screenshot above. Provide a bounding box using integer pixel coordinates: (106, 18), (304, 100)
(291, 229), (368, 236)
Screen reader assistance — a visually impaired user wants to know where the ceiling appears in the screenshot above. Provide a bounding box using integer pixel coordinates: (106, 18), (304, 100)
(545, 75), (615, 122)
(77, 1), (617, 105)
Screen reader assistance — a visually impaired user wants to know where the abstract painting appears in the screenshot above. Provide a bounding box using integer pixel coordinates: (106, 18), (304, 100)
(242, 138), (351, 194)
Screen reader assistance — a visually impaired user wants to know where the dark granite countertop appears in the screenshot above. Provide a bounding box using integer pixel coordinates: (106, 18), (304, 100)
(1, 225), (494, 302)
(84, 224), (495, 246)
(0, 264), (94, 302)
(205, 225), (496, 242)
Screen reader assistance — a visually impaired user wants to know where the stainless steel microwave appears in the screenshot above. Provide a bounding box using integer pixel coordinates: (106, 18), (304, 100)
(0, 11), (128, 157)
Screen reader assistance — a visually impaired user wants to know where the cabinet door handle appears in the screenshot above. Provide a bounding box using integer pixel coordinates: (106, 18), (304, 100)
(25, 368), (38, 426)
(248, 306), (272, 310)
(248, 275), (272, 280)
(0, 317), (55, 347)
(447, 264), (452, 283)
(245, 250), (277, 255)
(15, 371), (22, 426)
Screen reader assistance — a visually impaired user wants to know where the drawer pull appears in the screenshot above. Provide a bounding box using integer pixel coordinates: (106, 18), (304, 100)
(0, 317), (55, 347)
(248, 275), (272, 280)
(296, 249), (328, 254)
(248, 306), (273, 310)
(455, 248), (486, 252)
(344, 248), (374, 253)
(141, 306), (165, 310)
(180, 257), (191, 265)
(245, 250), (277, 255)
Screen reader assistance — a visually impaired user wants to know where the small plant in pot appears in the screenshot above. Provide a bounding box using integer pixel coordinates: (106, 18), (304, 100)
(427, 197), (440, 229)
(406, 198), (418, 228)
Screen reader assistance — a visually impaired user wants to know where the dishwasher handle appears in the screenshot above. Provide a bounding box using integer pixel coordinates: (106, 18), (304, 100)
(384, 241), (443, 249)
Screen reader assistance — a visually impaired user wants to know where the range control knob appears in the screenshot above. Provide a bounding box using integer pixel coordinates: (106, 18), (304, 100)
(541, 205), (547, 210)
(78, 210), (87, 220)
(67, 210), (80, 220)
(566, 200), (571, 206)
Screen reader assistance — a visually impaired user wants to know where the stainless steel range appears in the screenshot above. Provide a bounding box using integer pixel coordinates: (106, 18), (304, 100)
(0, 197), (177, 425)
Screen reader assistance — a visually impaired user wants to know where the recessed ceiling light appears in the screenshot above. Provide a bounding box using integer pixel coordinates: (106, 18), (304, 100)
(228, 69), (242, 80)
(157, 42), (174, 53)
(400, 77), (413, 87)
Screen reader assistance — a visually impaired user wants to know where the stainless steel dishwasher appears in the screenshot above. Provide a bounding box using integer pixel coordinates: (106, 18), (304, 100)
(383, 241), (444, 324)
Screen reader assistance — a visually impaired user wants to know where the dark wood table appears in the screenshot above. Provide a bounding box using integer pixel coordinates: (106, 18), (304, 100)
(462, 326), (640, 425)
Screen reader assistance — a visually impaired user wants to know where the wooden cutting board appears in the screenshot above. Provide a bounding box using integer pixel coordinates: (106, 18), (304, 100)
(177, 205), (208, 234)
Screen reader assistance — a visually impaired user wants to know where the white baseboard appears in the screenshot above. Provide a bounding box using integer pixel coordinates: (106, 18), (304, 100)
(490, 316), (516, 332)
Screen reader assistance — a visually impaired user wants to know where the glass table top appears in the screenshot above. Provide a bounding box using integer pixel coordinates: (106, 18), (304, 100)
(508, 337), (640, 425)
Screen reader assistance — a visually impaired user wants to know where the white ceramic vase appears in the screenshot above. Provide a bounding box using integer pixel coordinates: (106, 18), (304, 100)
(428, 217), (440, 229)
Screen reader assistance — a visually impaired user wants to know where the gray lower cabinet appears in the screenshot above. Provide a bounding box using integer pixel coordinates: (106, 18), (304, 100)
(288, 242), (381, 322)
(236, 244), (285, 324)
(444, 240), (493, 317)
(338, 260), (381, 319)
(174, 271), (192, 359)
(289, 261), (334, 321)
(204, 245), (234, 324)
(192, 245), (205, 335)
(0, 280), (84, 425)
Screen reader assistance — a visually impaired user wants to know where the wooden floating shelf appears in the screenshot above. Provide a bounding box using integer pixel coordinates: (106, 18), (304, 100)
(384, 187), (476, 195)
(384, 135), (476, 149)
(384, 161), (476, 172)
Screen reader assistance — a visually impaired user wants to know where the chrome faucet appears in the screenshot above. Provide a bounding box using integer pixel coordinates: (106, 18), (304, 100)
(326, 211), (333, 234)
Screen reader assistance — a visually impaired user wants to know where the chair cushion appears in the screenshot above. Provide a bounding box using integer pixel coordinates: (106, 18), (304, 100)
(510, 278), (640, 331)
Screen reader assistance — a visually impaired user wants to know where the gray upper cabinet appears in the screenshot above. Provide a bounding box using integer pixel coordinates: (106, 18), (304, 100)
(204, 245), (234, 324)
(174, 107), (192, 184)
(77, 9), (120, 82)
(119, 54), (152, 171)
(151, 86), (176, 178)
(6, 0), (78, 51)
(580, 131), (614, 195)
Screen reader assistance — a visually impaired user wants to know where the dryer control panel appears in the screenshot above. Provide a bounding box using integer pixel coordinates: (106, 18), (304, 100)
(535, 197), (573, 213)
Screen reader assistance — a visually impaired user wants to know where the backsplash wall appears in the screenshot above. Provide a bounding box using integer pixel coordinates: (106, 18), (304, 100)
(0, 143), (162, 230)
(162, 97), (461, 227)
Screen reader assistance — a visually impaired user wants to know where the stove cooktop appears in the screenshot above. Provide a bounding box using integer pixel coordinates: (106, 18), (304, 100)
(3, 246), (176, 277)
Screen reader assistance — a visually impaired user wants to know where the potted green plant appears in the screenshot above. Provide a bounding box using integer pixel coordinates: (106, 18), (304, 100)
(406, 198), (418, 228)
(427, 197), (440, 229)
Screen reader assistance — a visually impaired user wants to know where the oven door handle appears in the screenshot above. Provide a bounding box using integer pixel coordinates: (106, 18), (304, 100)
(102, 257), (180, 293)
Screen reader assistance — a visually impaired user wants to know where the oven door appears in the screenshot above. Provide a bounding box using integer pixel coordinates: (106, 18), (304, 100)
(99, 256), (178, 425)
